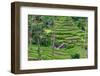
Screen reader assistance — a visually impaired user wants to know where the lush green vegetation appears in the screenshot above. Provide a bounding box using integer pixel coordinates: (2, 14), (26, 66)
(28, 15), (88, 60)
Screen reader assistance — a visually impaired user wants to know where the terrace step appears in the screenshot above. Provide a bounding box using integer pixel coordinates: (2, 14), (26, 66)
(56, 36), (80, 40)
(55, 28), (79, 31)
(56, 26), (78, 29)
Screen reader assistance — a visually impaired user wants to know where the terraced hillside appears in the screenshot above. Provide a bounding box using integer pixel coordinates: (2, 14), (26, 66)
(28, 15), (88, 60)
(54, 17), (87, 49)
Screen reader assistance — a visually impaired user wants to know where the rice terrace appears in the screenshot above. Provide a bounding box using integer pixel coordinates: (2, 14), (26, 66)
(28, 15), (88, 60)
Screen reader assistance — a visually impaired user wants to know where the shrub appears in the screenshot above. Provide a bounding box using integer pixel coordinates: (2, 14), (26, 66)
(71, 53), (80, 59)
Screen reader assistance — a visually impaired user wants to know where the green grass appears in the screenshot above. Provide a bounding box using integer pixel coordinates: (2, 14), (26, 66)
(28, 44), (87, 60)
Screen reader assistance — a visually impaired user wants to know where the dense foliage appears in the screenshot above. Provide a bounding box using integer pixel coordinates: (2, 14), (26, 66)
(28, 15), (88, 60)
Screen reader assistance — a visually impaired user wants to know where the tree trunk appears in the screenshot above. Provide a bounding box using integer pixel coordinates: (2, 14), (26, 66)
(51, 23), (55, 57)
(37, 37), (41, 60)
(51, 33), (55, 56)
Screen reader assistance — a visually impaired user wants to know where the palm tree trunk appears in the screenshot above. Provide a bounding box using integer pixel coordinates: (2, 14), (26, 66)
(51, 33), (55, 56)
(37, 37), (41, 60)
